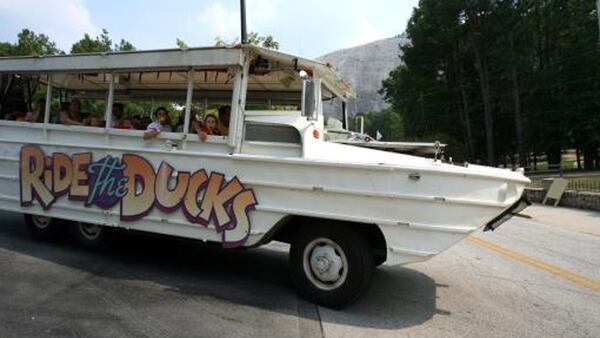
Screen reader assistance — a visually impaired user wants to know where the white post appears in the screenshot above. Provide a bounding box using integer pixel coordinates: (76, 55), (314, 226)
(229, 57), (250, 151)
(104, 73), (115, 145)
(43, 74), (53, 139)
(354, 116), (364, 134)
(104, 73), (115, 128)
(182, 68), (194, 148)
(360, 116), (364, 134)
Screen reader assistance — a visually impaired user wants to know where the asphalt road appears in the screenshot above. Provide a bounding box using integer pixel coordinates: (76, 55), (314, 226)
(0, 205), (598, 338)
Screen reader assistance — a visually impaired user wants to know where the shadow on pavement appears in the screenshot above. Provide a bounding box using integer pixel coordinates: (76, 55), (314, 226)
(0, 211), (440, 330)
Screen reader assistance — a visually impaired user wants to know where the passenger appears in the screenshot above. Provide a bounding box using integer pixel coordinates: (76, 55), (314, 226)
(114, 118), (135, 129)
(86, 112), (105, 127)
(85, 112), (105, 127)
(111, 103), (125, 127)
(140, 116), (152, 130)
(174, 110), (209, 141)
(24, 98), (45, 123)
(200, 114), (222, 136)
(216, 105), (230, 136)
(59, 99), (83, 125)
(175, 115), (185, 132)
(4, 103), (27, 121)
(130, 115), (142, 129)
(143, 107), (172, 140)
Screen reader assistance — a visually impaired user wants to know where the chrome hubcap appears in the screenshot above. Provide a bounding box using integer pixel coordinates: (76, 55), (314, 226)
(79, 223), (102, 240)
(32, 215), (51, 229)
(303, 238), (348, 290)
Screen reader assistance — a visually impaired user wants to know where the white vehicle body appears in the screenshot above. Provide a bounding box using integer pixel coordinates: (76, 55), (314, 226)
(0, 45), (529, 306)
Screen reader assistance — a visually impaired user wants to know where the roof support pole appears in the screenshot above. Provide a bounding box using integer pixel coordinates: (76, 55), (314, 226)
(182, 68), (195, 149)
(43, 74), (53, 139)
(312, 73), (322, 121)
(229, 56), (250, 151)
(104, 73), (115, 143)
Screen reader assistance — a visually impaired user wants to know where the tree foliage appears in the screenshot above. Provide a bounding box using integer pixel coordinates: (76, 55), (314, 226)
(71, 29), (135, 53)
(382, 0), (600, 169)
(358, 108), (405, 142)
(214, 31), (279, 50)
(0, 29), (62, 56)
(175, 38), (188, 49)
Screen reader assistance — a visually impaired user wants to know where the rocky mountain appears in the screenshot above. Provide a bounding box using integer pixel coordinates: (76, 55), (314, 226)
(318, 35), (409, 119)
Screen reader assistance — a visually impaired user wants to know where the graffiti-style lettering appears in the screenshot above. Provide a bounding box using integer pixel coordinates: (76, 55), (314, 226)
(155, 162), (189, 212)
(222, 189), (258, 248)
(182, 169), (208, 221)
(69, 153), (91, 201)
(199, 173), (243, 230)
(53, 153), (72, 197)
(121, 154), (155, 221)
(44, 156), (53, 192)
(20, 145), (53, 208)
(19, 145), (257, 247)
(87, 155), (128, 209)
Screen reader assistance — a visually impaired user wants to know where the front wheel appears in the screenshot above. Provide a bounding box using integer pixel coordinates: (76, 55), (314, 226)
(290, 224), (374, 309)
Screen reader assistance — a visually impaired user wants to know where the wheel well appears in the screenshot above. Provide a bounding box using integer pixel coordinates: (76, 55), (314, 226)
(260, 215), (387, 265)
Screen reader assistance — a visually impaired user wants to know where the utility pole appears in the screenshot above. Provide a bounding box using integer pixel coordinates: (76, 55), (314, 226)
(240, 0), (248, 44)
(597, 0), (600, 43)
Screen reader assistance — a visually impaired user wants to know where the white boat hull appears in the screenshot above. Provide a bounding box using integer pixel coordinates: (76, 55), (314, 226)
(0, 122), (528, 266)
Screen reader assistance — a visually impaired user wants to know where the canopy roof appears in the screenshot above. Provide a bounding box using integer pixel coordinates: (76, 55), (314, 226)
(0, 45), (355, 101)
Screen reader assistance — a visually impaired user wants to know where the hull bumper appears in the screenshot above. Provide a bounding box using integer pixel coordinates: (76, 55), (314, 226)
(484, 196), (530, 232)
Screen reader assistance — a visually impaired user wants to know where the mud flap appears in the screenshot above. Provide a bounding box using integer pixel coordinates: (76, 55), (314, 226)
(484, 196), (531, 232)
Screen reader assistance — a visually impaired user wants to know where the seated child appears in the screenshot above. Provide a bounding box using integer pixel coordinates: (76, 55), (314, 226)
(143, 107), (172, 140)
(200, 114), (221, 136)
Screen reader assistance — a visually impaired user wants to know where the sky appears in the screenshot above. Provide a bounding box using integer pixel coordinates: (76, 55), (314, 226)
(0, 0), (418, 58)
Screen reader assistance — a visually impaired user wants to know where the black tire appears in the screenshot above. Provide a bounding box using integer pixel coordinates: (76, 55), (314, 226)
(374, 255), (387, 267)
(73, 222), (113, 250)
(24, 214), (65, 240)
(290, 224), (374, 309)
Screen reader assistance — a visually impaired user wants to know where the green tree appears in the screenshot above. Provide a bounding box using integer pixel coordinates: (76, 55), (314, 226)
(214, 32), (279, 50)
(0, 29), (62, 56)
(71, 29), (112, 53)
(382, 0), (600, 169)
(361, 108), (405, 141)
(0, 42), (16, 57)
(175, 38), (188, 49)
(115, 39), (135, 51)
(71, 29), (135, 53)
(14, 29), (61, 56)
(247, 32), (279, 50)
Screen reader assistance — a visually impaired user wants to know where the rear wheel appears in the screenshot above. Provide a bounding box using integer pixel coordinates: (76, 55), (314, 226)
(290, 224), (374, 309)
(24, 214), (65, 239)
(74, 222), (113, 250)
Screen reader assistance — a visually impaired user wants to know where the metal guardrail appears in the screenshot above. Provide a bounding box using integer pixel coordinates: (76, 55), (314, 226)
(528, 177), (600, 192)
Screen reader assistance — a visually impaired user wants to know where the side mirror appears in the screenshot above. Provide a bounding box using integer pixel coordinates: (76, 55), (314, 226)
(301, 79), (316, 120)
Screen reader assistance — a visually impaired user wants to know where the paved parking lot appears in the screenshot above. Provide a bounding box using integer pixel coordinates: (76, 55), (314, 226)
(0, 205), (598, 337)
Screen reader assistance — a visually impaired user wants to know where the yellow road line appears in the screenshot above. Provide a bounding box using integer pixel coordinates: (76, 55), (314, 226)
(466, 236), (600, 292)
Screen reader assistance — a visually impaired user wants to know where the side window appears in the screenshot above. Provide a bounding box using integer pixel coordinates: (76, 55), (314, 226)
(48, 73), (112, 128)
(111, 71), (189, 135)
(108, 70), (234, 141)
(198, 101), (231, 138)
(0, 73), (48, 123)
